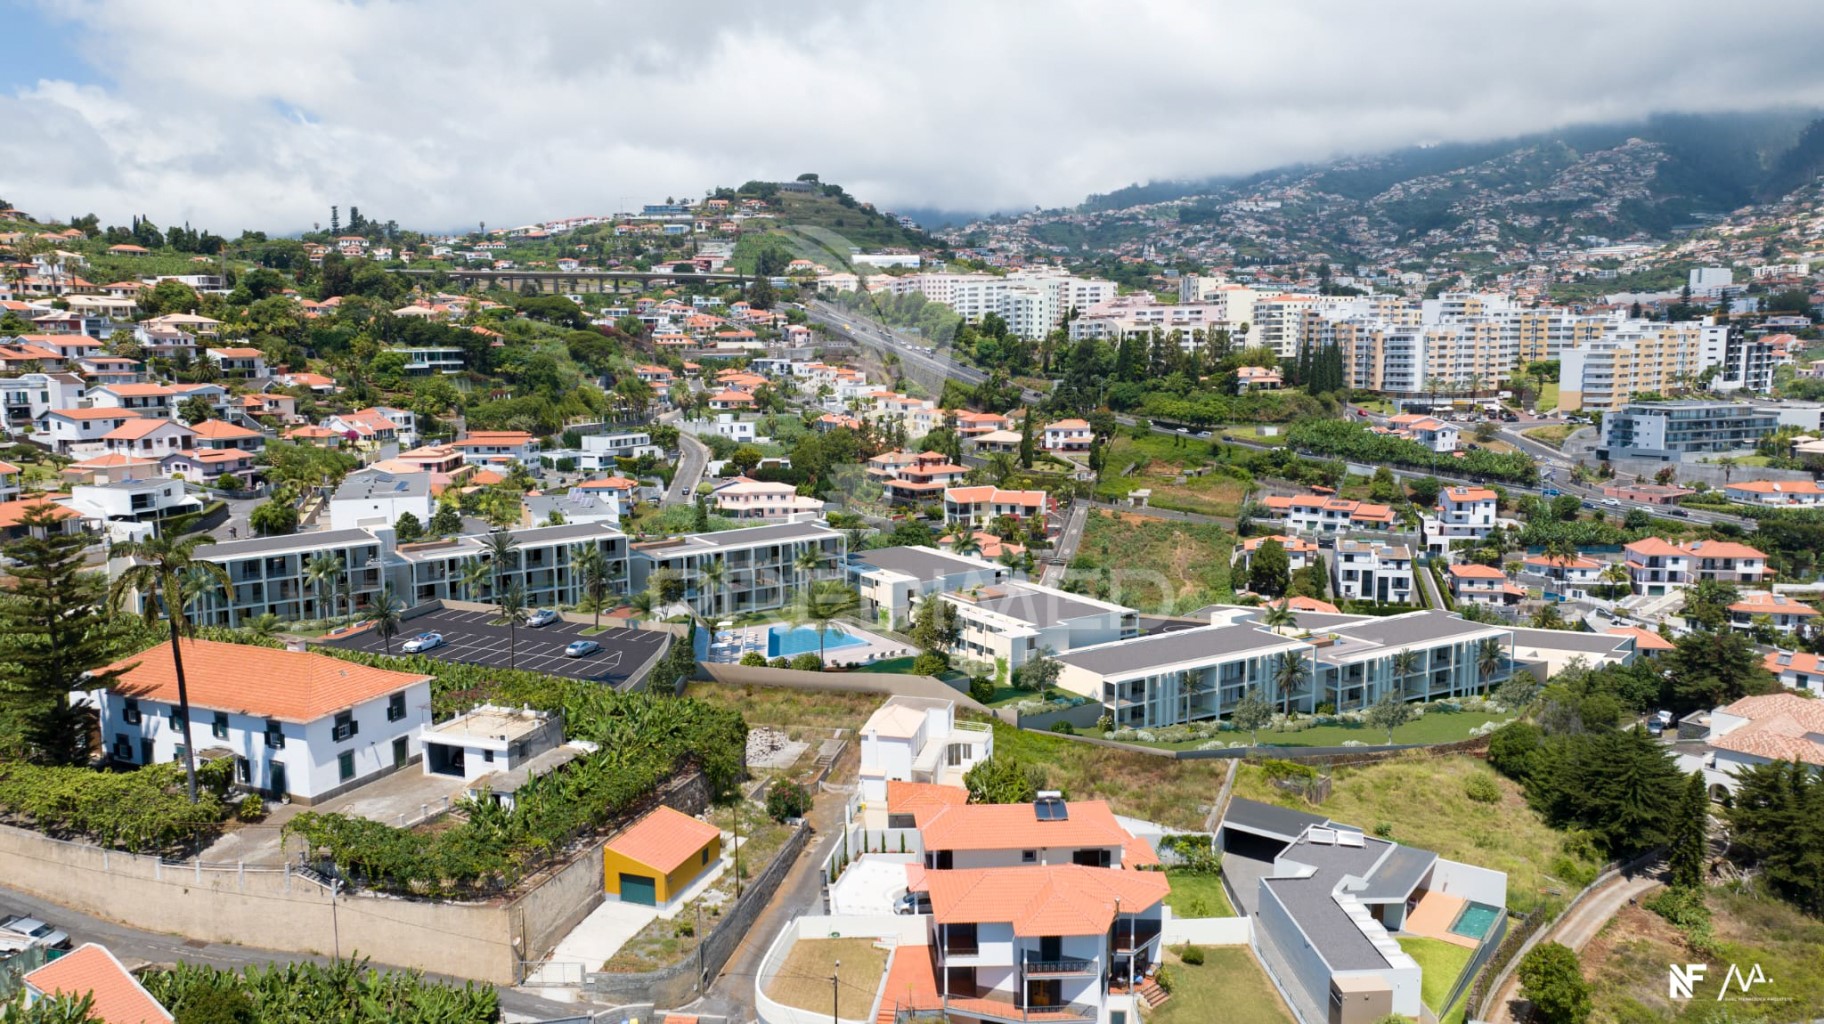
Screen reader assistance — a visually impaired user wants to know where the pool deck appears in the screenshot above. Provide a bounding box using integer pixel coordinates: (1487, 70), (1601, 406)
(1403, 890), (1482, 949)
(706, 623), (912, 668)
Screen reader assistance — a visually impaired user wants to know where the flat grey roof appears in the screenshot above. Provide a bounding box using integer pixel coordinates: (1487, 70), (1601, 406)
(1283, 611), (1375, 631)
(197, 528), (381, 560)
(1358, 842), (1439, 902)
(851, 545), (999, 582)
(953, 582), (1112, 628)
(1329, 609), (1504, 648)
(334, 469), (429, 501)
(1056, 624), (1296, 677)
(1221, 797), (1329, 842)
(1508, 626), (1634, 655)
(647, 520), (837, 553)
(1264, 831), (1406, 971)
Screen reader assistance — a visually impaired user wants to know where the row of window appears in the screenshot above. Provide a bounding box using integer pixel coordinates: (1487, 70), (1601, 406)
(122, 693), (408, 744)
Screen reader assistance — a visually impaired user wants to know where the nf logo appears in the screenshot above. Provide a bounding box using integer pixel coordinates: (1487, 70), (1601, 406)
(1669, 964), (1706, 999)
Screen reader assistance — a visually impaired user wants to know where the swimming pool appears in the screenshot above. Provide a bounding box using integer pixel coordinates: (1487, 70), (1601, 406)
(1449, 901), (1502, 940)
(768, 624), (867, 658)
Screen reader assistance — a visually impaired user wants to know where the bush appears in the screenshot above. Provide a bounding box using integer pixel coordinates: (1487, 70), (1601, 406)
(237, 794), (267, 821)
(674, 918), (695, 937)
(1464, 772), (1502, 804)
(739, 652), (767, 667)
(789, 652), (823, 671)
(1050, 721), (1075, 735)
(911, 652), (950, 676)
(1373, 821), (1394, 838)
(1178, 944), (1205, 966)
(768, 656), (790, 669)
(969, 675), (995, 703)
(766, 781), (812, 822)
(1153, 965), (1175, 994)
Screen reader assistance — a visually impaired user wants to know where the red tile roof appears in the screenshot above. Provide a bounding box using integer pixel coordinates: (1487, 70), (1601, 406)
(925, 864), (1168, 934)
(606, 805), (721, 873)
(24, 944), (173, 1024)
(100, 639), (429, 723)
(919, 798), (1134, 853)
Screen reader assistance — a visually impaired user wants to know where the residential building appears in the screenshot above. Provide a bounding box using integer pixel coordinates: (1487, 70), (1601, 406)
(22, 944), (174, 1024)
(0, 496), (80, 543)
(86, 382), (175, 416)
(629, 519), (845, 619)
(942, 486), (1048, 529)
(0, 371), (85, 429)
(419, 704), (565, 784)
(603, 805), (722, 909)
(1331, 540), (1415, 604)
(1447, 563), (1522, 607)
(1041, 419), (1092, 452)
(1262, 494), (1397, 534)
(392, 346), (465, 375)
(0, 459), (18, 502)
(579, 430), (661, 460)
(857, 695), (994, 803)
(1429, 486), (1499, 544)
(1722, 479), (1824, 507)
(1558, 321), (1727, 413)
(1762, 650), (1824, 696)
(329, 469), (434, 531)
(941, 580), (1138, 671)
(872, 451), (970, 504)
(60, 478), (200, 533)
(394, 522), (629, 609)
(100, 417), (194, 458)
(708, 476), (825, 520)
(452, 430), (538, 466)
(1727, 591), (1818, 632)
(1622, 538), (1769, 596)
(848, 545), (1009, 629)
(116, 529), (392, 627)
(1236, 534), (1320, 575)
(1522, 554), (1605, 601)
(323, 406), (416, 446)
(1686, 693), (1824, 795)
(205, 346), (268, 378)
(1597, 401), (1779, 462)
(163, 447), (258, 486)
(1384, 414), (1460, 453)
(95, 638), (433, 804)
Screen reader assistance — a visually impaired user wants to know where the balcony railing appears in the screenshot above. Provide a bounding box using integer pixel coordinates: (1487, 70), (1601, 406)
(1022, 954), (1096, 976)
(941, 997), (1098, 1023)
(1112, 920), (1162, 951)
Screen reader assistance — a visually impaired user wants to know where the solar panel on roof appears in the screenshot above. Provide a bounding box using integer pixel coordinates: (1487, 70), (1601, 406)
(1337, 831), (1366, 848)
(1034, 795), (1068, 821)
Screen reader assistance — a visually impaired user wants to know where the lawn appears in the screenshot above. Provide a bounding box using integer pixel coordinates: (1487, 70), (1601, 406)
(1536, 381), (1559, 412)
(1095, 435), (1254, 518)
(1152, 946), (1294, 1024)
(990, 722), (1227, 832)
(1072, 510), (1237, 614)
(763, 938), (890, 1018)
(1230, 755), (1602, 915)
(1398, 936), (1474, 1014)
(846, 656), (918, 675)
(683, 681), (884, 741)
(1134, 709), (1516, 751)
(1522, 423), (1573, 447)
(1582, 886), (1824, 1024)
(1162, 869), (1234, 918)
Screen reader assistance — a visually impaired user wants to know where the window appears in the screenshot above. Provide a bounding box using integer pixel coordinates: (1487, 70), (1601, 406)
(943, 923), (978, 955)
(483, 749), (494, 763)
(122, 698), (141, 725)
(265, 720), (285, 749)
(1072, 849), (1111, 868)
(333, 711), (358, 742)
(386, 692), (406, 722)
(212, 712), (229, 740)
(169, 707), (186, 729)
(701, 848), (710, 866)
(1021, 849), (1037, 863)
(337, 750), (355, 782)
(112, 734), (131, 761)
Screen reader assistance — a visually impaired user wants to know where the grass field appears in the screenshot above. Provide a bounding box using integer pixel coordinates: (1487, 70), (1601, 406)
(1522, 423), (1574, 447)
(990, 722), (1226, 831)
(1582, 886), (1824, 1024)
(1398, 936), (1474, 1014)
(1153, 947), (1294, 1024)
(1163, 869), (1235, 918)
(1536, 382), (1559, 412)
(763, 938), (890, 1017)
(1230, 755), (1601, 914)
(1134, 709), (1515, 750)
(683, 681), (884, 741)
(1095, 435), (1253, 517)
(1073, 510), (1236, 614)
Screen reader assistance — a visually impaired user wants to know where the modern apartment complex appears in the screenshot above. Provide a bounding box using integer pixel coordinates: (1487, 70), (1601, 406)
(868, 267), (1117, 339)
(931, 580), (1138, 673)
(629, 519), (846, 619)
(1597, 401), (1780, 461)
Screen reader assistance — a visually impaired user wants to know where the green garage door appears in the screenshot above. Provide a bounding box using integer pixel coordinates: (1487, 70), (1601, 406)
(619, 873), (657, 906)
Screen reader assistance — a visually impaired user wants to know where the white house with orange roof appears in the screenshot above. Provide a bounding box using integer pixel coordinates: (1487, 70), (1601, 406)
(1723, 479), (1824, 507)
(206, 346), (268, 378)
(37, 407), (142, 453)
(942, 486), (1048, 529)
(1236, 365), (1283, 391)
(86, 381), (174, 416)
(94, 638), (434, 803)
(1728, 591), (1818, 632)
(1762, 650), (1824, 695)
(857, 695), (994, 803)
(100, 417), (194, 458)
(323, 406), (416, 446)
(76, 355), (141, 387)
(876, 451), (970, 504)
(1265, 494), (1397, 535)
(1685, 692), (1824, 796)
(1430, 486), (1499, 544)
(1447, 563), (1523, 607)
(0, 370), (86, 428)
(1235, 534), (1320, 574)
(1522, 553), (1605, 600)
(709, 476), (825, 520)
(452, 430), (538, 466)
(190, 418), (265, 453)
(1041, 418), (1092, 452)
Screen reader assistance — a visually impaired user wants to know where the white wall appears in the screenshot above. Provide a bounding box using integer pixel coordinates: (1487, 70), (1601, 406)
(330, 493), (433, 532)
(1163, 913), (1252, 946)
(1426, 859), (1508, 910)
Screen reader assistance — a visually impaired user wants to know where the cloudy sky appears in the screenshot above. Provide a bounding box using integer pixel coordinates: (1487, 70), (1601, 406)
(7, 0), (1824, 234)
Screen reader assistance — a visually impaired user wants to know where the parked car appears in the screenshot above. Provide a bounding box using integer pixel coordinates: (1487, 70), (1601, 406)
(401, 633), (444, 653)
(894, 891), (932, 916)
(564, 639), (601, 658)
(1668, 507), (1691, 518)
(526, 609), (558, 628)
(0, 915), (71, 950)
(1652, 709), (1675, 727)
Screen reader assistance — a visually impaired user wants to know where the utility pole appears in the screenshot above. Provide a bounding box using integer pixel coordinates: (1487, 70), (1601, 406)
(734, 806), (742, 898)
(832, 959), (840, 1024)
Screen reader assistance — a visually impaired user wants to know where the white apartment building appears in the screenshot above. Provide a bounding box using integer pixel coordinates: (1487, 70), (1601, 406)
(1426, 486), (1499, 548)
(629, 519), (846, 619)
(38, 408), (143, 453)
(394, 522), (630, 609)
(1622, 538), (1771, 597)
(933, 580), (1138, 674)
(0, 371), (85, 430)
(392, 346), (465, 375)
(869, 268), (1116, 339)
(329, 469), (435, 532)
(942, 486), (1047, 529)
(848, 545), (1010, 630)
(1331, 540), (1415, 605)
(708, 476), (825, 520)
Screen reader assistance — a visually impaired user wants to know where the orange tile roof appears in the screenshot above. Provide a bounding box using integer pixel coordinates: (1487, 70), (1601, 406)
(875, 944), (941, 1024)
(1684, 540), (1767, 561)
(1624, 537), (1685, 557)
(208, 347), (264, 358)
(0, 497), (78, 528)
(49, 407), (141, 421)
(99, 383), (174, 397)
(69, 453), (157, 469)
(100, 639), (430, 723)
(103, 419), (189, 441)
(1276, 595), (1341, 614)
(919, 798), (1133, 853)
(24, 944), (173, 1024)
(453, 431), (534, 447)
(885, 780), (969, 827)
(1607, 626), (1675, 652)
(190, 419), (260, 439)
(1712, 693), (1824, 767)
(1765, 649), (1824, 676)
(1448, 563), (1507, 580)
(925, 864), (1168, 934)
(1442, 486), (1497, 502)
(606, 805), (721, 873)
(1728, 592), (1818, 616)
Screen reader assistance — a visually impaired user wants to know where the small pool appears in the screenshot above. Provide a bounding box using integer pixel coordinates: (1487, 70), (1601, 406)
(1449, 901), (1502, 940)
(768, 624), (867, 659)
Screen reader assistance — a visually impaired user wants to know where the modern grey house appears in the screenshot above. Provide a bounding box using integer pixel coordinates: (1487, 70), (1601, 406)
(1596, 400), (1779, 461)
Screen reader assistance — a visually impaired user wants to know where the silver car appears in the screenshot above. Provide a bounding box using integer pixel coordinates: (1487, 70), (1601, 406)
(0, 915), (71, 950)
(401, 632), (444, 653)
(526, 609), (558, 628)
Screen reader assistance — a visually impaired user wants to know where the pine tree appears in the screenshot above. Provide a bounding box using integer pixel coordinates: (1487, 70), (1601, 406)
(1019, 410), (1036, 469)
(0, 506), (126, 764)
(1666, 770), (1709, 891)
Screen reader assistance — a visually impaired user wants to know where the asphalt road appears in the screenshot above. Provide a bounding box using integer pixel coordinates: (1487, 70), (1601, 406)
(1040, 503), (1089, 587)
(321, 608), (670, 687)
(665, 430), (709, 506)
(0, 883), (583, 1023)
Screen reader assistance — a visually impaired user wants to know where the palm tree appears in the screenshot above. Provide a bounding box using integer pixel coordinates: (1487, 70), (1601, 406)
(698, 557), (727, 620)
(1262, 601), (1297, 635)
(305, 553), (344, 623)
(108, 534), (231, 804)
(497, 582), (529, 670)
(242, 613), (282, 641)
(949, 526), (982, 557)
(986, 453), (1017, 486)
(1475, 636), (1506, 696)
(1273, 650), (1310, 721)
(458, 557), (492, 602)
(1391, 648), (1420, 702)
(481, 531), (520, 597)
(365, 587), (406, 656)
(573, 544), (611, 631)
(1600, 561), (1631, 599)
(792, 579), (860, 667)
(793, 547), (824, 588)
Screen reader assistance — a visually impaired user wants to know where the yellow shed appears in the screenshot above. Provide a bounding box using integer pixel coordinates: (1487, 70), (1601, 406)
(603, 805), (723, 906)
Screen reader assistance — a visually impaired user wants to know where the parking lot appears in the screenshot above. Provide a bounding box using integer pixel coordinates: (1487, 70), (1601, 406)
(322, 608), (671, 688)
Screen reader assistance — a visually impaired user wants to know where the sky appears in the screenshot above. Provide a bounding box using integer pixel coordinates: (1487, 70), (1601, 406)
(7, 0), (1824, 235)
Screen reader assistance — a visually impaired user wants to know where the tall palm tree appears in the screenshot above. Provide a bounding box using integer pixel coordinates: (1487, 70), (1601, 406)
(792, 579), (860, 667)
(573, 544), (611, 631)
(1391, 648), (1420, 701)
(305, 553), (343, 623)
(1273, 650), (1310, 721)
(365, 587), (406, 656)
(497, 582), (528, 670)
(108, 534), (231, 804)
(793, 547), (824, 588)
(242, 613), (282, 641)
(698, 557), (727, 620)
(949, 526), (982, 557)
(1262, 602), (1297, 635)
(482, 531), (520, 597)
(1475, 637), (1506, 697)
(1600, 561), (1631, 599)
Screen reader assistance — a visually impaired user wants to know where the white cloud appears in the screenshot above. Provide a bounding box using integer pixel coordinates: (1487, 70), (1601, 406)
(10, 0), (1824, 232)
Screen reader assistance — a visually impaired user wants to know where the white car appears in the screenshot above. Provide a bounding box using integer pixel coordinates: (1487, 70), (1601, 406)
(526, 609), (558, 628)
(0, 915), (71, 950)
(401, 633), (444, 653)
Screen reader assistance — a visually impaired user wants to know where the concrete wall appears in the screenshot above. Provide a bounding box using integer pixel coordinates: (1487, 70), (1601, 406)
(1427, 858), (1508, 909)
(1162, 914), (1251, 946)
(1004, 700), (1104, 732)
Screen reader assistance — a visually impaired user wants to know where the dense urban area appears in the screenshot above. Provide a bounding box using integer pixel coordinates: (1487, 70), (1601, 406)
(1, 108), (1824, 1024)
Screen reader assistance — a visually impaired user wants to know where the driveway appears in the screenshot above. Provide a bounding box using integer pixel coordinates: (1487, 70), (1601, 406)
(200, 767), (470, 866)
(531, 901), (660, 980)
(1485, 868), (1663, 1024)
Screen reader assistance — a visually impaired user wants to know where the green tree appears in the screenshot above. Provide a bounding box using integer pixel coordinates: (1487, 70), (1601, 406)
(1476, 636), (1507, 693)
(107, 533), (231, 803)
(364, 587), (405, 656)
(429, 502), (462, 537)
(1018, 410), (1036, 469)
(1273, 650), (1309, 719)
(1517, 943), (1591, 1024)
(305, 554), (344, 622)
(1727, 758), (1824, 915)
(790, 579), (859, 667)
(248, 499), (298, 537)
(692, 497), (711, 533)
(1665, 770), (1709, 891)
(497, 582), (528, 670)
(0, 505), (124, 764)
(1247, 539), (1291, 598)
(1012, 646), (1062, 698)
(178, 395), (217, 425)
(573, 544), (611, 631)
(909, 594), (960, 655)
(481, 530), (520, 597)
(964, 755), (1051, 804)
(1365, 690), (1416, 743)
(393, 510), (423, 544)
(1666, 628), (1775, 711)
(1, 992), (100, 1024)
(1682, 578), (1739, 631)
(1230, 688), (1273, 746)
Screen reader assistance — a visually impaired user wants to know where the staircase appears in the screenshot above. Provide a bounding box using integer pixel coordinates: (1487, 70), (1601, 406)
(1138, 978), (1170, 1010)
